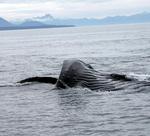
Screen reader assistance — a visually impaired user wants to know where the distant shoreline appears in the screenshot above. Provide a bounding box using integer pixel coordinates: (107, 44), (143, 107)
(0, 25), (75, 31)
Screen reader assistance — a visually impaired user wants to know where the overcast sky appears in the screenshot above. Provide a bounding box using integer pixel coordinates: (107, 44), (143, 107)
(0, 0), (150, 20)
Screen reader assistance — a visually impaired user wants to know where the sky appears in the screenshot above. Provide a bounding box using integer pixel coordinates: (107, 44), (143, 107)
(0, 0), (150, 20)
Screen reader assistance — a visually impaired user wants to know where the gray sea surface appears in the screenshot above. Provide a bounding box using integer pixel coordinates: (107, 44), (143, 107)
(0, 24), (150, 136)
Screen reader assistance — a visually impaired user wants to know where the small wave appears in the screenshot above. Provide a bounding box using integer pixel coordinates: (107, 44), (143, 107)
(127, 73), (150, 82)
(0, 83), (17, 87)
(0, 82), (33, 88)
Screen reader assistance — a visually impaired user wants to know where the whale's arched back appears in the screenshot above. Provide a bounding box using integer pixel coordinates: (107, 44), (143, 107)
(56, 60), (117, 91)
(56, 60), (91, 88)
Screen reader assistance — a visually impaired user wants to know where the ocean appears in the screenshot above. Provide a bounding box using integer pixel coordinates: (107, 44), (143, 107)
(0, 23), (150, 136)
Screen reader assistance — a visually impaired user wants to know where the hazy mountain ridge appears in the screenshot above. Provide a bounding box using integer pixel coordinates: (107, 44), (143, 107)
(0, 18), (74, 30)
(0, 12), (150, 30)
(33, 14), (54, 21)
(30, 12), (150, 26)
(0, 17), (13, 27)
(19, 20), (49, 27)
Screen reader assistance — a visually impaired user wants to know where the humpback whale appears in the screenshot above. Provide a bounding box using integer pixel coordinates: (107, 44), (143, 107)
(19, 59), (137, 91)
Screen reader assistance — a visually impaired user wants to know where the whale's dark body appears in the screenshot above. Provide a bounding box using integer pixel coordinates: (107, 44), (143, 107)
(19, 59), (149, 91)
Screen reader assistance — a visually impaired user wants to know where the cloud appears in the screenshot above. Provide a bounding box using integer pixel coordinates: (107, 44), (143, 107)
(0, 0), (150, 20)
(0, 0), (112, 3)
(0, 0), (47, 3)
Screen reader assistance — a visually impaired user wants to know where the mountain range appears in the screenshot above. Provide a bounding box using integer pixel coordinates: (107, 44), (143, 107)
(32, 12), (150, 26)
(0, 17), (13, 27)
(0, 17), (74, 30)
(0, 12), (150, 30)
